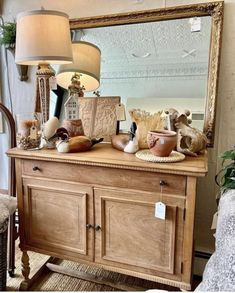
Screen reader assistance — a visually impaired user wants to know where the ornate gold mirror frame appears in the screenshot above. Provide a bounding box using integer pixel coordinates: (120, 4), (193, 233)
(70, 1), (224, 147)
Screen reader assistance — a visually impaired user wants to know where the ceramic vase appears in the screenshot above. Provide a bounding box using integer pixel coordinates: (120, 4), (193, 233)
(147, 130), (177, 157)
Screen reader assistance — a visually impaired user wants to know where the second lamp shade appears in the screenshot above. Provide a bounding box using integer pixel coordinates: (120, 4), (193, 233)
(56, 41), (101, 92)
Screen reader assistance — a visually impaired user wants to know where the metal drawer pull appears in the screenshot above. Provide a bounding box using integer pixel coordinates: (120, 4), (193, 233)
(86, 224), (101, 231)
(159, 180), (167, 186)
(32, 166), (41, 171)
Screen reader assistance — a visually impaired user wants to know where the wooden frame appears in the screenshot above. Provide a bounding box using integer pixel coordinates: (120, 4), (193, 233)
(70, 1), (224, 147)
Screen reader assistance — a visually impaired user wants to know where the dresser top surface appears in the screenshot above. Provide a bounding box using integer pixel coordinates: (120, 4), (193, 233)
(8, 143), (208, 176)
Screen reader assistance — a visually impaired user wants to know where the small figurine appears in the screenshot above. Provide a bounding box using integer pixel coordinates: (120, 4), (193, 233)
(164, 108), (192, 131)
(43, 117), (60, 139)
(165, 108), (207, 156)
(64, 73), (85, 120)
(124, 122), (139, 154)
(64, 95), (79, 120)
(56, 136), (103, 153)
(41, 116), (60, 148)
(111, 134), (129, 151)
(175, 114), (207, 157)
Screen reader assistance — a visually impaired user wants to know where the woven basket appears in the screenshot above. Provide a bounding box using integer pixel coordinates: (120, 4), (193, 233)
(0, 218), (8, 291)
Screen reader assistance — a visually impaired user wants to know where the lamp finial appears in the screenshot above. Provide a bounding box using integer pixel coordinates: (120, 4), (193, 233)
(68, 73), (85, 97)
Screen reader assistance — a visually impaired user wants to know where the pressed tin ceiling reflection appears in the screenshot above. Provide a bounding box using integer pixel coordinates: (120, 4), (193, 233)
(75, 16), (211, 81)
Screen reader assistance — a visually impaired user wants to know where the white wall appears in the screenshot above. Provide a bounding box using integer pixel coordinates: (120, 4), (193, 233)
(1, 0), (234, 256)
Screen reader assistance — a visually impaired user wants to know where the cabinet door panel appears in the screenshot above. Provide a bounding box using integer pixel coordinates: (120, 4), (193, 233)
(95, 187), (184, 277)
(22, 177), (94, 261)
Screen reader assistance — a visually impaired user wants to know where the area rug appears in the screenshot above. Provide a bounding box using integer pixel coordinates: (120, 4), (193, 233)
(7, 245), (177, 291)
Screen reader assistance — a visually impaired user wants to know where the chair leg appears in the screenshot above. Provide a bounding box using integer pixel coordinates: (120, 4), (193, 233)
(8, 212), (16, 277)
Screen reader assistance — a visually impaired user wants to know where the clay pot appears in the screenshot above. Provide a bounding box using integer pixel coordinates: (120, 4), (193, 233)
(62, 119), (84, 137)
(147, 130), (177, 157)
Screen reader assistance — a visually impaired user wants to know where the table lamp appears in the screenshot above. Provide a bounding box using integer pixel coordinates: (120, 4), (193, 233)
(15, 9), (73, 123)
(56, 41), (101, 94)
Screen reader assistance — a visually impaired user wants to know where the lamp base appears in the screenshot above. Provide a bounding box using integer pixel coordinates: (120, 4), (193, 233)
(34, 63), (55, 123)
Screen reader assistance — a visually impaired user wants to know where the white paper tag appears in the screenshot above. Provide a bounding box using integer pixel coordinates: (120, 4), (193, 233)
(211, 211), (218, 230)
(189, 17), (201, 32)
(49, 76), (57, 90)
(155, 202), (166, 220)
(115, 104), (126, 121)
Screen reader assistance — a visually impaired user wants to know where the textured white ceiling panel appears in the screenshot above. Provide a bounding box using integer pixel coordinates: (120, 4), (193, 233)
(72, 16), (211, 101)
(78, 16), (211, 76)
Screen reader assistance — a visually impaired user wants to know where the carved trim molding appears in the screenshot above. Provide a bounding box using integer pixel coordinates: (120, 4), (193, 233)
(203, 2), (224, 147)
(70, 1), (224, 147)
(70, 2), (223, 29)
(8, 154), (207, 177)
(101, 63), (208, 81)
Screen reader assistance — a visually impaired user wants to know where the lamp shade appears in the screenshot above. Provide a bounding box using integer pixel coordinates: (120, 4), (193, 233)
(56, 41), (101, 92)
(15, 10), (73, 65)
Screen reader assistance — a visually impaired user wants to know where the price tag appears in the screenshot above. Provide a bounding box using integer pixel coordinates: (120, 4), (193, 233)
(211, 211), (218, 230)
(29, 126), (37, 140)
(115, 104), (126, 121)
(189, 17), (201, 32)
(49, 76), (57, 90)
(155, 202), (166, 220)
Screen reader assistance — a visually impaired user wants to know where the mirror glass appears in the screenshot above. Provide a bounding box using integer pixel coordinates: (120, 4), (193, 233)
(64, 2), (223, 146)
(70, 16), (211, 132)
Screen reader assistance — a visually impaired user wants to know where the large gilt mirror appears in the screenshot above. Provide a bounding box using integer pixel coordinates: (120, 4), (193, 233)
(68, 1), (223, 147)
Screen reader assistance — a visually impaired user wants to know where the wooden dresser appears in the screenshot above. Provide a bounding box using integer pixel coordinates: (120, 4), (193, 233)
(8, 144), (207, 290)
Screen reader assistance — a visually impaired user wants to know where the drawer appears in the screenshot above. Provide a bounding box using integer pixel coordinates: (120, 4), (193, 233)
(22, 159), (187, 195)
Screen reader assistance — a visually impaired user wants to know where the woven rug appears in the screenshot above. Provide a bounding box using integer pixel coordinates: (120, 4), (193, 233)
(7, 244), (177, 291)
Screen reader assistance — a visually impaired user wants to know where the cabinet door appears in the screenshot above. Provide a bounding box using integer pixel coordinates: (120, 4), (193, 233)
(94, 187), (185, 280)
(21, 177), (94, 262)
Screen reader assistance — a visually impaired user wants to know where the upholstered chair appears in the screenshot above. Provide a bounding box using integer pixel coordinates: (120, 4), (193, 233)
(0, 103), (17, 277)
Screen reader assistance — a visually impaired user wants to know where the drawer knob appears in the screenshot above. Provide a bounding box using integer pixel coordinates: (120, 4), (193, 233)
(95, 225), (101, 231)
(86, 224), (94, 229)
(33, 166), (41, 172)
(159, 180), (167, 186)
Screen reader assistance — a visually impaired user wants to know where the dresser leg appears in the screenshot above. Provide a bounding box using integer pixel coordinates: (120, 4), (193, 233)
(19, 250), (30, 291)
